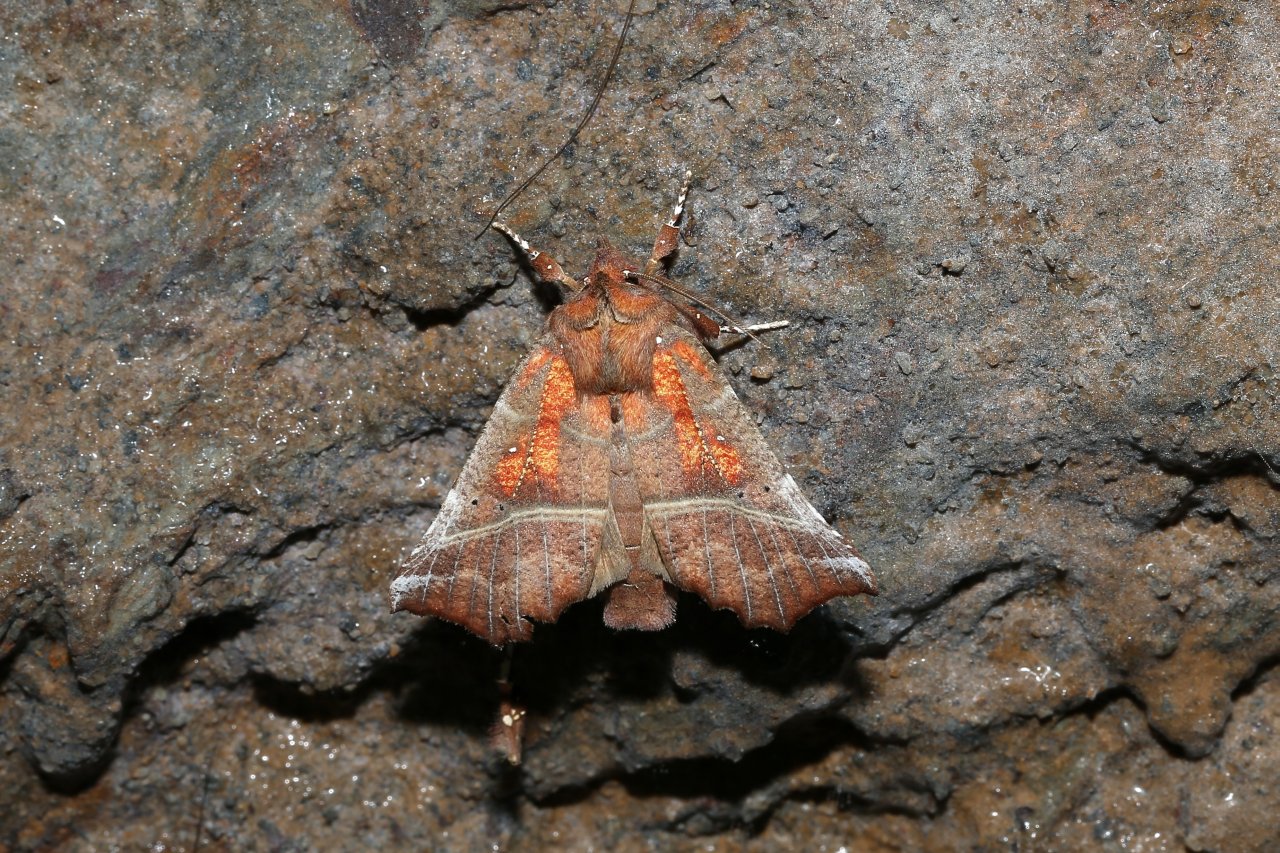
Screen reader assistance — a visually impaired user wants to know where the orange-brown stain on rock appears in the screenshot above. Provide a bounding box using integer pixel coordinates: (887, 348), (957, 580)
(701, 9), (752, 49)
(187, 111), (318, 253)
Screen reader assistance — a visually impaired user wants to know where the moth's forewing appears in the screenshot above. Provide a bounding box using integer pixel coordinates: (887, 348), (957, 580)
(624, 328), (875, 629)
(391, 340), (614, 645)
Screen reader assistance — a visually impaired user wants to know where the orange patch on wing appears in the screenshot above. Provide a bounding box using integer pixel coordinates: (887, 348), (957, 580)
(513, 347), (554, 389)
(706, 429), (743, 485)
(493, 437), (529, 495)
(494, 355), (578, 498)
(651, 351), (700, 477)
(671, 339), (712, 379)
(651, 350), (742, 486)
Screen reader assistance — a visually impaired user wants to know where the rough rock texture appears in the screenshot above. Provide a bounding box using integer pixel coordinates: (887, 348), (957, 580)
(1, 0), (1277, 848)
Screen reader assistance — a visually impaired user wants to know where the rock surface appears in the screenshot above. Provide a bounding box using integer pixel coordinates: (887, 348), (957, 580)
(1, 0), (1277, 848)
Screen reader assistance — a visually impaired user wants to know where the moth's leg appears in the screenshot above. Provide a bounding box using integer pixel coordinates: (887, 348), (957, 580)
(492, 222), (581, 292)
(490, 644), (526, 766)
(644, 169), (693, 276)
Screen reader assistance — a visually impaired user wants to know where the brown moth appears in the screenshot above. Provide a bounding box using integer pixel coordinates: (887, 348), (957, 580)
(392, 173), (875, 645)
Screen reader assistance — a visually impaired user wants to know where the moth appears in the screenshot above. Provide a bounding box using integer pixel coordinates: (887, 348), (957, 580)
(391, 173), (875, 646)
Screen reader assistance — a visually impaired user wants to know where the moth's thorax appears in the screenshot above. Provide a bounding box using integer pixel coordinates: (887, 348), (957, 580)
(550, 284), (679, 396)
(548, 243), (684, 396)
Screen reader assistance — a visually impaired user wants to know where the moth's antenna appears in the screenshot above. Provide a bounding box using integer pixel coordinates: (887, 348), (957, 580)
(623, 268), (788, 344)
(723, 320), (791, 334)
(474, 0), (640, 240)
(492, 221), (581, 292)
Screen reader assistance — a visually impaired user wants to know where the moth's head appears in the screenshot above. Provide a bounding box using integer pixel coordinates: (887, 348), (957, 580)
(584, 238), (641, 291)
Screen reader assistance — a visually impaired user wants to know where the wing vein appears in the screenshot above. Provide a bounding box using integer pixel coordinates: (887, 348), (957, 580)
(729, 512), (752, 620)
(746, 516), (786, 622)
(701, 503), (715, 598)
(415, 541), (444, 606)
(662, 514), (679, 581)
(763, 518), (802, 612)
(487, 518), (504, 640)
(513, 522), (522, 626)
(781, 523), (822, 588)
(451, 540), (470, 610)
